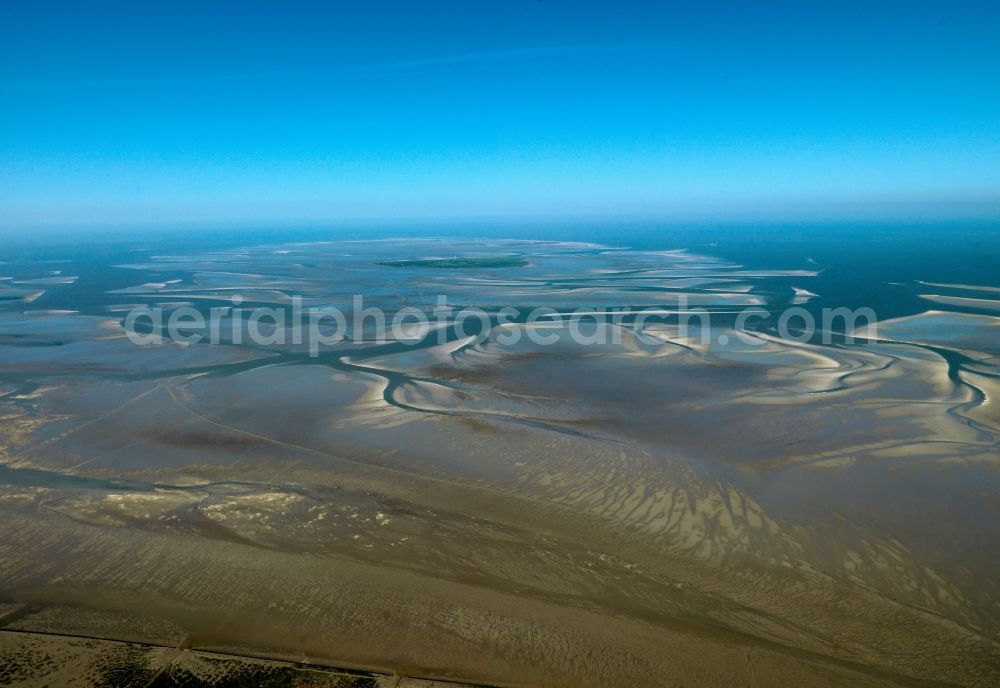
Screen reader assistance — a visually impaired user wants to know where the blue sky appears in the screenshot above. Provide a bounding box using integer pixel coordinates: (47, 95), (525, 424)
(1, 0), (999, 228)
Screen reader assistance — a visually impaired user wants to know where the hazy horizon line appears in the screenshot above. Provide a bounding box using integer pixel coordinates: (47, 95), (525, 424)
(4, 193), (1000, 234)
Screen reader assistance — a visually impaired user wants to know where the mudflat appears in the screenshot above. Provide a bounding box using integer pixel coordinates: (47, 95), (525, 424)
(1, 236), (998, 687)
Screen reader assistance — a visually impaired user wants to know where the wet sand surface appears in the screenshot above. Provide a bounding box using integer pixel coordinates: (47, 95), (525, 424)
(1, 236), (998, 687)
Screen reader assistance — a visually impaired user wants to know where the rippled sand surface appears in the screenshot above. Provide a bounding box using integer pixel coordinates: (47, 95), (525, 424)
(1, 238), (998, 687)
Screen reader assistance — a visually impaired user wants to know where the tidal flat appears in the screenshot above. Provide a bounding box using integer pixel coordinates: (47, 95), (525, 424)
(0, 231), (998, 687)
